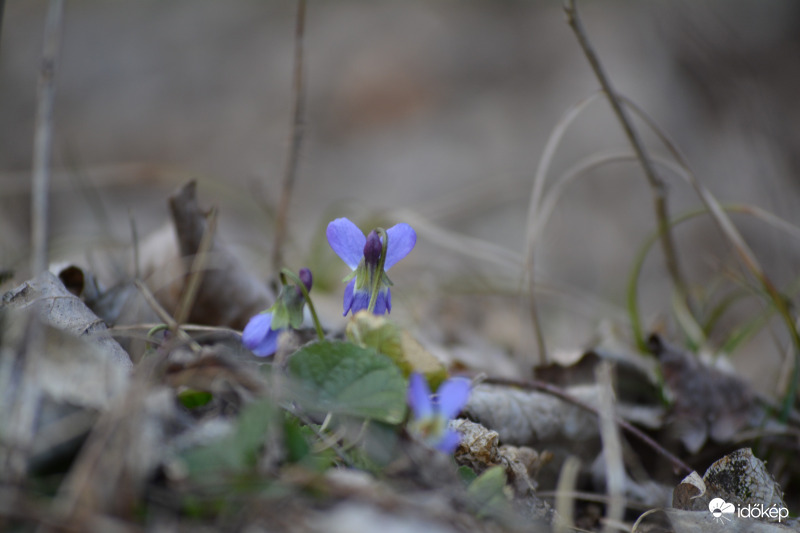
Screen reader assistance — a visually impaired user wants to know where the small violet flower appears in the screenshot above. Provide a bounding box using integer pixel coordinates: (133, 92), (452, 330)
(242, 268), (313, 357)
(326, 217), (416, 316)
(407, 372), (471, 454)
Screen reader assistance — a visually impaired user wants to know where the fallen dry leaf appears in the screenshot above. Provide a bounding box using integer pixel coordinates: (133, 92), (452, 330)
(649, 335), (764, 453)
(141, 181), (271, 329)
(673, 448), (787, 520)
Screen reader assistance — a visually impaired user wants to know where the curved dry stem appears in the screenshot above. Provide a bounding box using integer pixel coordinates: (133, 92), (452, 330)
(524, 92), (604, 364)
(525, 91), (604, 254)
(531, 150), (689, 245)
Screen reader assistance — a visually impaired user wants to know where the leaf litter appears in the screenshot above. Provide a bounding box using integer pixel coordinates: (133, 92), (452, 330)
(4, 4), (800, 532)
(3, 180), (798, 533)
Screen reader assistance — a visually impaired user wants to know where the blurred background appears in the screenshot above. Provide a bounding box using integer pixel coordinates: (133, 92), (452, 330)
(3, 1), (800, 392)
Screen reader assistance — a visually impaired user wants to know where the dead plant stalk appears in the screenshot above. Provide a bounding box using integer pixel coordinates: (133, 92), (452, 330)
(563, 0), (693, 317)
(271, 0), (307, 274)
(31, 0), (64, 276)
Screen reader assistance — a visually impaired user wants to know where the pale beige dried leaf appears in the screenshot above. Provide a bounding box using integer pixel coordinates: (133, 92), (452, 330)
(672, 471), (707, 511)
(2, 272), (132, 370)
(463, 384), (599, 447)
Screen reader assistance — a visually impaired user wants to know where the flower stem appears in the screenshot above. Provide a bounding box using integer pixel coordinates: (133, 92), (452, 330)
(281, 267), (324, 340)
(145, 323), (169, 351)
(367, 227), (388, 313)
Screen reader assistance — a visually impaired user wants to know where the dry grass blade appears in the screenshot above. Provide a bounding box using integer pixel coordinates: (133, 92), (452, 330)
(129, 209), (140, 280)
(532, 150), (689, 247)
(31, 0), (64, 276)
(134, 279), (178, 331)
(524, 92), (603, 363)
(596, 362), (625, 533)
(393, 208), (522, 270)
(133, 279), (200, 353)
(554, 455), (581, 533)
(525, 91), (603, 250)
(174, 207), (217, 327)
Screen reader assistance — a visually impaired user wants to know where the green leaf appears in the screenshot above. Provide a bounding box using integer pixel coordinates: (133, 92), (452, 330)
(288, 340), (407, 424)
(457, 465), (478, 486)
(281, 413), (336, 471)
(346, 312), (406, 370)
(467, 466), (511, 519)
(284, 415), (311, 464)
(177, 389), (213, 409)
(181, 397), (276, 480)
(346, 312), (448, 389)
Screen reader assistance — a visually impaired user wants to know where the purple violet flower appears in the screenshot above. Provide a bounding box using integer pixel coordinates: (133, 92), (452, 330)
(241, 268), (313, 357)
(242, 312), (282, 357)
(326, 217), (416, 316)
(407, 372), (471, 453)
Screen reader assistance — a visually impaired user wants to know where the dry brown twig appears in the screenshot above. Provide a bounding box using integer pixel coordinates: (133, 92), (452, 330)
(31, 0), (64, 276)
(0, 2), (6, 51)
(562, 0), (692, 317)
(271, 0), (307, 274)
(133, 279), (201, 353)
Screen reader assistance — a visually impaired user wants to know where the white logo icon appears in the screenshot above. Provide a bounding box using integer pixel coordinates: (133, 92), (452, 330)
(709, 498), (736, 524)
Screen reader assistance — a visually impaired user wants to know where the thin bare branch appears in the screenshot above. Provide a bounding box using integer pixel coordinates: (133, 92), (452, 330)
(133, 279), (201, 353)
(271, 0), (307, 274)
(129, 209), (140, 279)
(563, 0), (693, 318)
(31, 0), (64, 276)
(0, 1), (7, 53)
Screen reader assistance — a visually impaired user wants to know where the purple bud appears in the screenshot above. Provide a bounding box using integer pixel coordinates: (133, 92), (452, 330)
(363, 230), (383, 267)
(298, 267), (313, 292)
